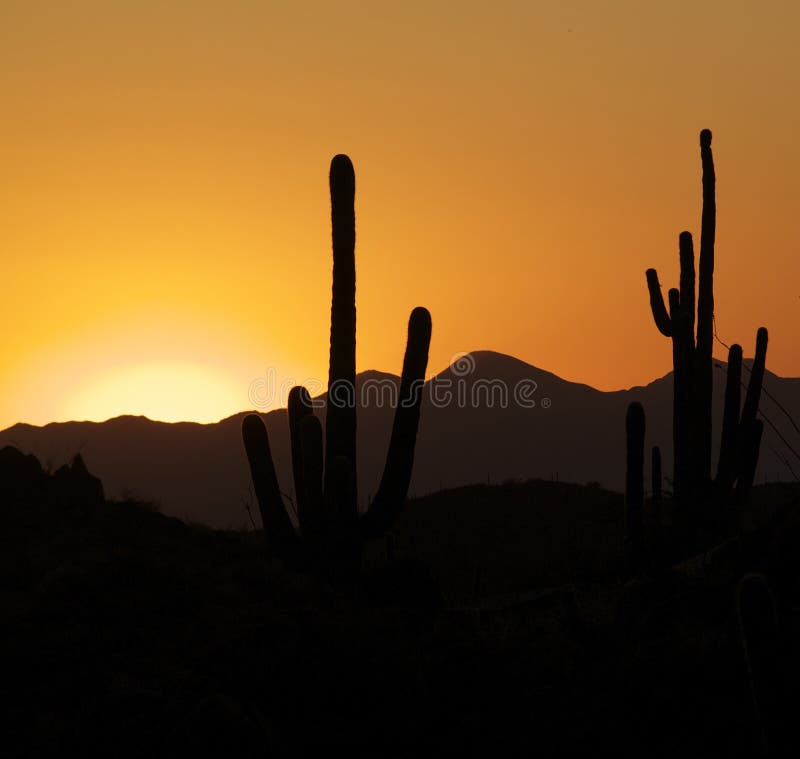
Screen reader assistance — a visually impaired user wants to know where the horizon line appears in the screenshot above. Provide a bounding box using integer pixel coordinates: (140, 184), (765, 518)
(1, 348), (786, 432)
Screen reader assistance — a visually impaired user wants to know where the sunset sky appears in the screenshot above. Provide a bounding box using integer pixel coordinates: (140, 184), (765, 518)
(1, 0), (798, 430)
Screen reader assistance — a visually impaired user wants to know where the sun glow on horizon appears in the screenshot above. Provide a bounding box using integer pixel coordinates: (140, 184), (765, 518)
(62, 361), (247, 424)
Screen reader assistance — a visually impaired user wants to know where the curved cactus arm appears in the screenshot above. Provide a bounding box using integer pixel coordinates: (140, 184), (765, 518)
(362, 307), (432, 539)
(241, 414), (299, 562)
(625, 402), (645, 574)
(716, 343), (743, 495)
(288, 386), (314, 522)
(325, 154), (358, 518)
(299, 413), (324, 537)
(646, 269), (672, 337)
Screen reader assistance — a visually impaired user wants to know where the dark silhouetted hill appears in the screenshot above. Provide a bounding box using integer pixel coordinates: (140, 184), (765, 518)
(2, 351), (799, 527)
(4, 471), (800, 756)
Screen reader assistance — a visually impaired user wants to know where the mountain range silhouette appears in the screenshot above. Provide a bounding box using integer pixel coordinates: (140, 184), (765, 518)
(2, 350), (798, 528)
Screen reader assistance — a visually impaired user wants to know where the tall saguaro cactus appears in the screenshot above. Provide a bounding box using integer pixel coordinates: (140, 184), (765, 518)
(645, 130), (716, 501)
(242, 155), (432, 578)
(326, 155), (358, 517)
(645, 130), (768, 513)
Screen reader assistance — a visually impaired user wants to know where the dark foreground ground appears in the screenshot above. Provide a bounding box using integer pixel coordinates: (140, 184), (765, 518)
(2, 479), (800, 757)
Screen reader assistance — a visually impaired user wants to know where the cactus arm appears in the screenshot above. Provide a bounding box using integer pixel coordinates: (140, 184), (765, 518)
(716, 343), (743, 495)
(733, 328), (768, 507)
(668, 288), (682, 324)
(362, 307), (432, 538)
(625, 402), (645, 574)
(740, 327), (769, 432)
(288, 386), (313, 524)
(325, 154), (358, 517)
(670, 288), (693, 501)
(677, 231), (703, 493)
(299, 413), (324, 536)
(646, 269), (673, 337)
(678, 231), (696, 341)
(241, 414), (299, 562)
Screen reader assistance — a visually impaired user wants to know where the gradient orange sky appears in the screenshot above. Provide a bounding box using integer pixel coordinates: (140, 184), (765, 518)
(1, 1), (798, 429)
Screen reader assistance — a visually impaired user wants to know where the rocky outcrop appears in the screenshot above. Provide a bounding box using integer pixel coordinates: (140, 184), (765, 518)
(0, 446), (104, 510)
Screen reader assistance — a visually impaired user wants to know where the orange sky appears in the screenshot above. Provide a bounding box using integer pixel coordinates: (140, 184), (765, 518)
(1, 1), (799, 429)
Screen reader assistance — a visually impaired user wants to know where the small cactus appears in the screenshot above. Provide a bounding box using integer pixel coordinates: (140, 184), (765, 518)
(625, 402), (645, 574)
(242, 155), (432, 580)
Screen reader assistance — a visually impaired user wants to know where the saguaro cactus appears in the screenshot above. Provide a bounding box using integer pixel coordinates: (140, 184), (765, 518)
(625, 402), (645, 574)
(645, 130), (768, 516)
(242, 155), (432, 579)
(645, 130), (715, 501)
